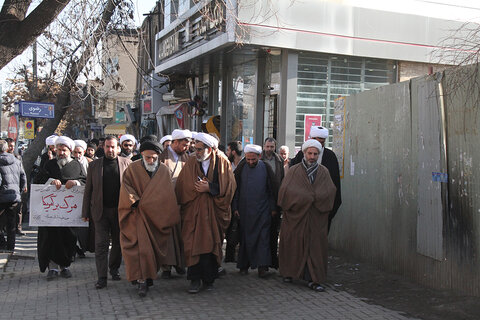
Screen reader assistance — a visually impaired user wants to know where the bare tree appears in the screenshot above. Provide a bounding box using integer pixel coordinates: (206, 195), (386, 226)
(19, 0), (134, 179)
(0, 0), (73, 70)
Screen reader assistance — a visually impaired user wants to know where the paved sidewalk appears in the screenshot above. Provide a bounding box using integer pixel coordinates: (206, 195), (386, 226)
(0, 230), (417, 320)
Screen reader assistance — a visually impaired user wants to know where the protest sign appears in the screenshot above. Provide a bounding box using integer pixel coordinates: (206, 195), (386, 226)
(29, 184), (87, 227)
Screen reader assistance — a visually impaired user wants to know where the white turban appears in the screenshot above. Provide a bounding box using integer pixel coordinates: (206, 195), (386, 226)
(73, 140), (87, 151)
(302, 139), (323, 153)
(160, 135), (172, 145)
(55, 136), (75, 151)
(120, 134), (137, 146)
(244, 144), (262, 155)
(310, 126), (329, 139)
(171, 129), (192, 141)
(45, 135), (58, 146)
(195, 132), (218, 149)
(191, 131), (198, 140)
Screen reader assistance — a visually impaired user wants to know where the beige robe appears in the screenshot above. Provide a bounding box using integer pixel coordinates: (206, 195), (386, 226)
(158, 147), (189, 268)
(278, 163), (336, 283)
(118, 161), (181, 281)
(175, 151), (236, 267)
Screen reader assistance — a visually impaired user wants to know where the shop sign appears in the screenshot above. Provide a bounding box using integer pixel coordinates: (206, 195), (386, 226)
(158, 33), (179, 60)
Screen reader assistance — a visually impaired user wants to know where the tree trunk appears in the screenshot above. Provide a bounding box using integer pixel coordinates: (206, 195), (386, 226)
(22, 0), (119, 181)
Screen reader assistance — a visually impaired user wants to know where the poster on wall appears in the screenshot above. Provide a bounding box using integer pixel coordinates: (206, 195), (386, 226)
(304, 114), (323, 141)
(24, 120), (35, 139)
(333, 97), (346, 178)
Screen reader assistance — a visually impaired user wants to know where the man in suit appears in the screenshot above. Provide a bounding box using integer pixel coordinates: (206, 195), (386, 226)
(82, 136), (131, 289)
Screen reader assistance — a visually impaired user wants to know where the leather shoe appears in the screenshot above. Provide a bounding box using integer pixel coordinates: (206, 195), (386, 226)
(95, 278), (107, 289)
(161, 270), (172, 279)
(239, 269), (248, 275)
(174, 266), (186, 275)
(138, 281), (148, 297)
(188, 280), (202, 294)
(258, 266), (269, 278)
(46, 269), (58, 281)
(110, 270), (121, 281)
(60, 269), (72, 278)
(204, 282), (214, 291)
(218, 266), (227, 276)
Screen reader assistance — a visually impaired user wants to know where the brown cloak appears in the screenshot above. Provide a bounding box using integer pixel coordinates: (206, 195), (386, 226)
(158, 147), (189, 268)
(278, 163), (336, 283)
(118, 160), (181, 281)
(175, 150), (236, 267)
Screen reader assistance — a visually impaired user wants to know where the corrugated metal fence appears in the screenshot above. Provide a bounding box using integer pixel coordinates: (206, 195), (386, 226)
(329, 67), (480, 296)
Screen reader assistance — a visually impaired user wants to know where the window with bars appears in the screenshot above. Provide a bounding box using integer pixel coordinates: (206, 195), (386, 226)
(296, 53), (396, 147)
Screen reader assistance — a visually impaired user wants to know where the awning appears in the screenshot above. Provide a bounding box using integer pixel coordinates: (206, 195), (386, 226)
(104, 123), (127, 135)
(156, 103), (188, 116)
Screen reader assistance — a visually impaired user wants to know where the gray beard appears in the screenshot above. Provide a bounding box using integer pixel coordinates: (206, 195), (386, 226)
(142, 158), (158, 173)
(57, 157), (70, 168)
(303, 158), (317, 168)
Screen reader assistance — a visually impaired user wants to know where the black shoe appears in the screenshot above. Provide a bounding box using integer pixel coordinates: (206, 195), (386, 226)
(239, 269), (248, 275)
(110, 270), (121, 281)
(146, 278), (153, 287)
(60, 269), (72, 278)
(46, 269), (58, 281)
(15, 230), (25, 236)
(217, 266), (227, 276)
(283, 277), (292, 283)
(307, 282), (325, 292)
(204, 282), (214, 291)
(95, 278), (107, 289)
(258, 267), (269, 278)
(174, 266), (186, 275)
(138, 282), (148, 297)
(161, 270), (172, 279)
(188, 280), (202, 294)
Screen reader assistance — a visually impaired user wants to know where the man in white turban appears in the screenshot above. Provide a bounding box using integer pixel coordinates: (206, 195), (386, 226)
(40, 135), (58, 170)
(35, 136), (86, 281)
(278, 139), (336, 292)
(290, 125), (342, 233)
(157, 129), (192, 279)
(73, 140), (91, 176)
(119, 134), (137, 160)
(175, 132), (236, 293)
(160, 135), (172, 150)
(232, 144), (279, 278)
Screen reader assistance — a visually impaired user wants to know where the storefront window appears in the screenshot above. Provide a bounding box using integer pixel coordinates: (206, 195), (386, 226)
(296, 52), (396, 147)
(230, 58), (256, 145)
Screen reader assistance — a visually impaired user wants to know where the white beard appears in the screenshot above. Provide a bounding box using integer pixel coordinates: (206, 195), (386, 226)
(142, 158), (158, 172)
(57, 157), (70, 168)
(196, 151), (211, 162)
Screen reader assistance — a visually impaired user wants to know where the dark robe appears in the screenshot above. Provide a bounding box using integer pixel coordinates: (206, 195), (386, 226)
(290, 148), (342, 230)
(278, 163), (336, 283)
(35, 159), (86, 272)
(233, 160), (276, 269)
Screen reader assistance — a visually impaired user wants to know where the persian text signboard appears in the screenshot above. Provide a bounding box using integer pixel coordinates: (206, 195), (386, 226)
(19, 101), (55, 119)
(29, 184), (87, 227)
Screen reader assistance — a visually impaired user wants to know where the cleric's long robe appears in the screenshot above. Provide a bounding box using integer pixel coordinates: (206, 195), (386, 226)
(158, 147), (189, 268)
(278, 163), (336, 283)
(118, 161), (181, 282)
(175, 151), (236, 267)
(233, 161), (273, 269)
(35, 159), (86, 272)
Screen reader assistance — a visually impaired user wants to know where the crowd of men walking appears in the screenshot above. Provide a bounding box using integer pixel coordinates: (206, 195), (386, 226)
(0, 126), (341, 297)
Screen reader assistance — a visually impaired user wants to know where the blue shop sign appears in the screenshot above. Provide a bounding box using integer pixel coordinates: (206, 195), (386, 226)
(19, 101), (55, 119)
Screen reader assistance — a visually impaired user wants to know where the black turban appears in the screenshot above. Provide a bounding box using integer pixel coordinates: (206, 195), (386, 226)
(139, 141), (162, 154)
(139, 134), (158, 144)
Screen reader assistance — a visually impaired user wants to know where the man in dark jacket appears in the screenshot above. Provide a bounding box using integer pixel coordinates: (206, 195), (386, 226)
(0, 140), (26, 252)
(260, 137), (284, 269)
(290, 126), (342, 232)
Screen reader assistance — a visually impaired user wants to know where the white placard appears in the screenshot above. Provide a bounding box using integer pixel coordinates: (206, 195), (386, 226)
(29, 184), (87, 227)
